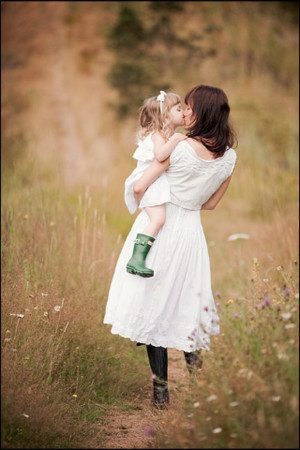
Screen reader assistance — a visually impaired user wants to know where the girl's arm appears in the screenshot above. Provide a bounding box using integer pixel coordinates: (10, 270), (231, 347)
(133, 158), (170, 204)
(153, 132), (187, 162)
(201, 175), (233, 210)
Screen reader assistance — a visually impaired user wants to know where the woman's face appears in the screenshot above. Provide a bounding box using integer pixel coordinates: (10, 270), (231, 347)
(183, 103), (194, 129)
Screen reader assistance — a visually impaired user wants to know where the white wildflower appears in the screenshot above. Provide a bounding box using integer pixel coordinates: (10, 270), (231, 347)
(228, 233), (250, 241)
(54, 306), (62, 312)
(229, 401), (239, 407)
(271, 396), (281, 402)
(285, 323), (295, 329)
(9, 313), (24, 319)
(193, 402), (200, 408)
(212, 427), (222, 434)
(281, 312), (292, 321)
(206, 394), (217, 402)
(22, 413), (29, 419)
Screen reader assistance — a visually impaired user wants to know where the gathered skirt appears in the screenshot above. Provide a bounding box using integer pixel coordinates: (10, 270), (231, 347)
(103, 202), (220, 352)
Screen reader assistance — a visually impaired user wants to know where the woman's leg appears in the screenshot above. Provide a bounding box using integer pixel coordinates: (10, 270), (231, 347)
(146, 344), (169, 409)
(184, 350), (203, 374)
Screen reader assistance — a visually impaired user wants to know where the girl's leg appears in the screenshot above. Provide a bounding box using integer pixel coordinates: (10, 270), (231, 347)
(143, 205), (166, 237)
(126, 206), (166, 278)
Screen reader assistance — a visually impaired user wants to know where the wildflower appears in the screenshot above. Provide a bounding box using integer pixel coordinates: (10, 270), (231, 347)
(204, 306), (209, 312)
(43, 312), (48, 317)
(283, 288), (292, 295)
(226, 299), (234, 306)
(187, 413), (194, 418)
(285, 324), (295, 329)
(9, 313), (24, 318)
(216, 302), (221, 308)
(228, 233), (250, 241)
(215, 291), (221, 297)
(22, 413), (29, 419)
(229, 401), (239, 407)
(191, 328), (197, 336)
(206, 394), (217, 402)
(150, 374), (157, 380)
(281, 312), (292, 321)
(41, 293), (48, 297)
(144, 426), (154, 437)
(212, 427), (222, 434)
(271, 396), (281, 402)
(276, 265), (283, 271)
(23, 214), (29, 220)
(186, 424), (195, 431)
(260, 298), (270, 308)
(72, 394), (78, 398)
(263, 278), (269, 282)
(49, 221), (55, 227)
(206, 417), (212, 421)
(193, 402), (200, 408)
(54, 306), (62, 312)
(294, 293), (299, 299)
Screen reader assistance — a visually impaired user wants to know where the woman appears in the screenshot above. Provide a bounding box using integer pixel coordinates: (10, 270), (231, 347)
(103, 85), (237, 409)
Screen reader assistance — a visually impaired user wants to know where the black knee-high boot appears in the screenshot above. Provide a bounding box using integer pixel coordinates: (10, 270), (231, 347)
(146, 344), (169, 409)
(184, 350), (203, 374)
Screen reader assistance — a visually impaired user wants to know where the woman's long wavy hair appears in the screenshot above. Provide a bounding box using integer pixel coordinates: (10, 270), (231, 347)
(137, 92), (181, 141)
(185, 85), (237, 157)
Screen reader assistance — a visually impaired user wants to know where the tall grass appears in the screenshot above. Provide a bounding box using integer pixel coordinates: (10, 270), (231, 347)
(153, 247), (299, 449)
(1, 155), (149, 448)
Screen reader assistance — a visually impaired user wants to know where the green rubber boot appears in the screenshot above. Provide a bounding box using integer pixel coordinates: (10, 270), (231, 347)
(126, 233), (155, 277)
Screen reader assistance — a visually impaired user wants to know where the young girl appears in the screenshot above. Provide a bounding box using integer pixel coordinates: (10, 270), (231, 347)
(124, 91), (186, 278)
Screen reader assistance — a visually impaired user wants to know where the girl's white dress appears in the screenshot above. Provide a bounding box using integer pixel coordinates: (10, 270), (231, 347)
(124, 132), (170, 214)
(104, 141), (237, 352)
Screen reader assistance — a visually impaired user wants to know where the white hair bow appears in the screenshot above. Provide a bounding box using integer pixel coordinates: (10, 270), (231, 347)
(157, 90), (167, 113)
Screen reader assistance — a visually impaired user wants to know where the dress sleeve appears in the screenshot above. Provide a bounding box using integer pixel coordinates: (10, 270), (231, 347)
(221, 148), (237, 179)
(132, 135), (154, 162)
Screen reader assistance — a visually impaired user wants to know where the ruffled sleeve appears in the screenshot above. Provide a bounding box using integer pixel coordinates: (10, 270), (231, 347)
(220, 148), (237, 180)
(132, 134), (154, 162)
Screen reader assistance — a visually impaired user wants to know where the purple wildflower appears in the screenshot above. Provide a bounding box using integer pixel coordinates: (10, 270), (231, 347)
(215, 291), (221, 297)
(144, 426), (154, 437)
(261, 297), (271, 308)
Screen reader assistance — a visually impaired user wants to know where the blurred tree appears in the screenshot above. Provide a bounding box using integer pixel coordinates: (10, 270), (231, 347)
(106, 2), (217, 117)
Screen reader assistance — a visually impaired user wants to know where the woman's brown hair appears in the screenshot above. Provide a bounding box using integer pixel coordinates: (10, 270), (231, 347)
(185, 85), (237, 157)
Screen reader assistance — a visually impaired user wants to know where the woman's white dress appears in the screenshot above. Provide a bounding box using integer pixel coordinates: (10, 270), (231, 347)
(124, 133), (171, 214)
(104, 141), (237, 352)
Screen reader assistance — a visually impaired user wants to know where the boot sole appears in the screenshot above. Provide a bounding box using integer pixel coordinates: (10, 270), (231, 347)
(126, 266), (154, 277)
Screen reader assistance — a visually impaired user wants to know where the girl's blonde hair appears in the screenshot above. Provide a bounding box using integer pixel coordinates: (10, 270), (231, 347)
(137, 92), (181, 141)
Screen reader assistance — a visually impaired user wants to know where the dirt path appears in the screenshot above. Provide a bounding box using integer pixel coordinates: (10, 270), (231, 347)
(92, 348), (190, 449)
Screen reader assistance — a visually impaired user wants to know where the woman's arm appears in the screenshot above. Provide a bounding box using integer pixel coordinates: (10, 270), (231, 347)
(153, 132), (187, 162)
(133, 158), (170, 204)
(201, 175), (232, 210)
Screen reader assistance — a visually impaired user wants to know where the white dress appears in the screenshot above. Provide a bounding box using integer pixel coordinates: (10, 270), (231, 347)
(104, 141), (237, 352)
(124, 132), (171, 214)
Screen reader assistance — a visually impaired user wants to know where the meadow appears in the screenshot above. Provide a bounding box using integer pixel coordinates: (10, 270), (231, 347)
(1, 2), (299, 448)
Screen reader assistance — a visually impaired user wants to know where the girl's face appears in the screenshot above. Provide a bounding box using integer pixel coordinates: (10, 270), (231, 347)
(169, 103), (185, 128)
(183, 103), (194, 129)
